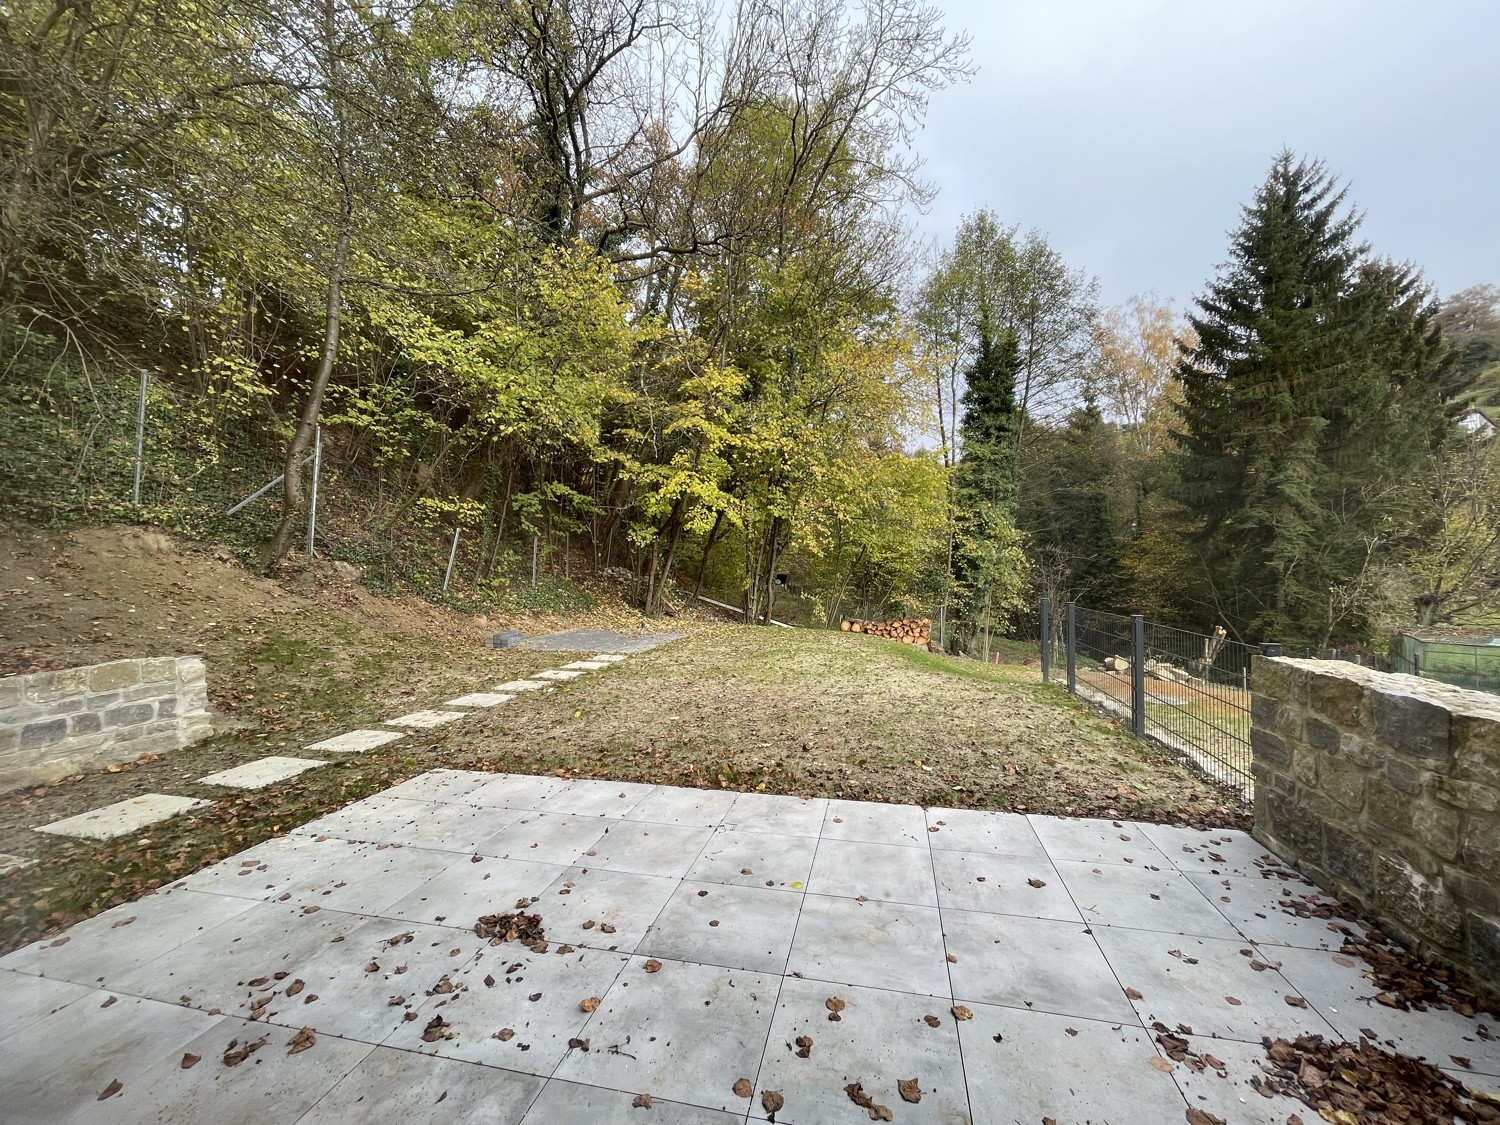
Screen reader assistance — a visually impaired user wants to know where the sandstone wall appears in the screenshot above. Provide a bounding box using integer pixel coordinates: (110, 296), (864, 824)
(0, 657), (213, 790)
(1251, 656), (1500, 991)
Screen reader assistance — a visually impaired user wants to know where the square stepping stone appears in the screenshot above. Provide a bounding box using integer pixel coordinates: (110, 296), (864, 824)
(1, 853), (37, 876)
(494, 679), (552, 692)
(196, 756), (326, 789)
(305, 728), (405, 754)
(561, 660), (610, 671)
(531, 668), (585, 681)
(589, 653), (629, 662)
(36, 794), (210, 841)
(384, 709), (466, 729)
(442, 692), (513, 708)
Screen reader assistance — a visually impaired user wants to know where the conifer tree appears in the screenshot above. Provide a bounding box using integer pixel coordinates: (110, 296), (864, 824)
(1173, 152), (1454, 645)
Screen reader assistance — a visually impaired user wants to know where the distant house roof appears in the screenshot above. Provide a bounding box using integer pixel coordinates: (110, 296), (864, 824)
(1458, 406), (1496, 436)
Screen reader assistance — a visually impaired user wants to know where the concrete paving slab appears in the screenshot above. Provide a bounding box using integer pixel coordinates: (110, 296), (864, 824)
(520, 629), (681, 653)
(561, 660), (612, 671)
(383, 853), (569, 927)
(942, 908), (1136, 1022)
(0, 888), (258, 987)
(468, 772), (570, 810)
(924, 805), (1048, 858)
(754, 975), (971, 1125)
(638, 879), (802, 974)
(384, 708), (467, 729)
(957, 1003), (1187, 1125)
(930, 850), (1080, 921)
(294, 795), (523, 853)
(686, 826), (818, 890)
(305, 728), (404, 754)
(494, 679), (553, 692)
(589, 653), (630, 662)
(1, 852), (37, 875)
(382, 945), (632, 1077)
(550, 956), (777, 1112)
(584, 820), (715, 879)
(626, 785), (738, 828)
(0, 970), (97, 1043)
(299, 1048), (544, 1125)
(92, 1014), (374, 1125)
(479, 811), (608, 864)
(1092, 925), (1340, 1042)
(35, 793), (209, 841)
(1272, 944), (1500, 1074)
(720, 791), (827, 837)
(787, 893), (950, 996)
(197, 755), (326, 789)
(442, 691), (515, 708)
(0, 991), (221, 1123)
(520, 1079), (740, 1125)
(1136, 820), (1288, 879)
(108, 900), (374, 1014)
(1026, 815), (1175, 867)
(531, 865), (681, 954)
(1054, 858), (1244, 939)
(807, 838), (938, 907)
(535, 778), (656, 819)
(821, 798), (928, 846)
(1184, 870), (1345, 950)
(378, 768), (493, 804)
(1168, 1033), (1306, 1125)
(264, 842), (467, 918)
(170, 832), (356, 901)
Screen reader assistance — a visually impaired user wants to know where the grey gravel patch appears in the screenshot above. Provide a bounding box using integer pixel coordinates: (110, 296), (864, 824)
(519, 629), (683, 654)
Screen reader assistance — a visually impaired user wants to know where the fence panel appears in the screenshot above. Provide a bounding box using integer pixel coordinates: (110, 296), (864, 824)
(1049, 601), (1255, 793)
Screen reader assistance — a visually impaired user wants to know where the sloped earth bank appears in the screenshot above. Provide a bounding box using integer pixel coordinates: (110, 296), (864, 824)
(1, 525), (1243, 952)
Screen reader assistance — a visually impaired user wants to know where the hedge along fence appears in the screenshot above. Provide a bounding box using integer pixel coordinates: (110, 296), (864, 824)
(0, 656), (213, 791)
(1250, 656), (1500, 993)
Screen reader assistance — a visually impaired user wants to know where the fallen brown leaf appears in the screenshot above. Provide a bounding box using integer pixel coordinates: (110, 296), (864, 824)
(951, 1005), (973, 1021)
(795, 1035), (813, 1058)
(761, 1089), (784, 1113)
(180, 1054), (200, 1069)
(923, 1014), (941, 1028)
(898, 1077), (921, 1103)
(98, 1079), (123, 1100)
(287, 1027), (316, 1055)
(644, 960), (662, 973)
(581, 996), (601, 1012)
(632, 1093), (652, 1108)
(732, 1077), (753, 1098)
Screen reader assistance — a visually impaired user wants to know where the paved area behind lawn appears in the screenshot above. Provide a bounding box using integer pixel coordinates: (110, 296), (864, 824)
(3, 774), (1497, 1124)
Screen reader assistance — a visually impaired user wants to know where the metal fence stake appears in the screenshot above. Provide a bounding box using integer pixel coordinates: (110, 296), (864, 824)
(442, 527), (461, 592)
(132, 369), (148, 506)
(306, 424), (322, 557)
(1130, 614), (1146, 738)
(1039, 598), (1051, 683)
(1065, 601), (1077, 693)
(531, 535), (540, 587)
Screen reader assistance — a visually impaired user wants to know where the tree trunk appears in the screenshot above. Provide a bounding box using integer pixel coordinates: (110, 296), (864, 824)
(262, 225), (350, 571)
(692, 509), (726, 600)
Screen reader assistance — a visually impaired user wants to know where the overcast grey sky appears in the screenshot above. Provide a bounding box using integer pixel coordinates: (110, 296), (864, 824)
(910, 0), (1497, 310)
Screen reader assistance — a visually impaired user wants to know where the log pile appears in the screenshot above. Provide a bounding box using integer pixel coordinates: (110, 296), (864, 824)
(839, 617), (932, 645)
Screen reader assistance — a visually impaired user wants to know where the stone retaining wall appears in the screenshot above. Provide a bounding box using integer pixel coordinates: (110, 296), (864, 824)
(0, 657), (213, 791)
(1251, 656), (1500, 991)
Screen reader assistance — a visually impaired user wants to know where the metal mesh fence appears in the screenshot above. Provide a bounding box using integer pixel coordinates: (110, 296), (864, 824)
(1391, 634), (1500, 697)
(1045, 600), (1255, 793)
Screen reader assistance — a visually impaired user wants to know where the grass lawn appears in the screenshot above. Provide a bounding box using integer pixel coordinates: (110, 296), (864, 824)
(0, 619), (1248, 954)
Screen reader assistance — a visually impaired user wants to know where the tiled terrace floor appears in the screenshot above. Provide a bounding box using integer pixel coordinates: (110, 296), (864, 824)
(3, 773), (1498, 1123)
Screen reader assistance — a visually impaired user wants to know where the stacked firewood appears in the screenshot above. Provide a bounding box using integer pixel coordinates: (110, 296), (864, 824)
(839, 617), (932, 645)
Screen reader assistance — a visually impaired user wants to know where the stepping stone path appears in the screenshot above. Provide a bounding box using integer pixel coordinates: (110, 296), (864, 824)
(24, 632), (665, 844)
(306, 729), (407, 754)
(195, 756), (327, 789)
(442, 692), (514, 708)
(35, 795), (210, 842)
(384, 709), (467, 729)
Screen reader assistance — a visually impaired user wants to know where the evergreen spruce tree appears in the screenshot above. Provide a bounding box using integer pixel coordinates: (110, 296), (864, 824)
(1173, 152), (1454, 645)
(952, 322), (1026, 657)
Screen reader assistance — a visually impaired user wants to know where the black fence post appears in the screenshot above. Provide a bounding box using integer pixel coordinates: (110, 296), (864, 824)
(1260, 642), (1284, 657)
(1039, 598), (1051, 683)
(1414, 653), (1422, 678)
(1065, 602), (1077, 693)
(1131, 614), (1146, 738)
